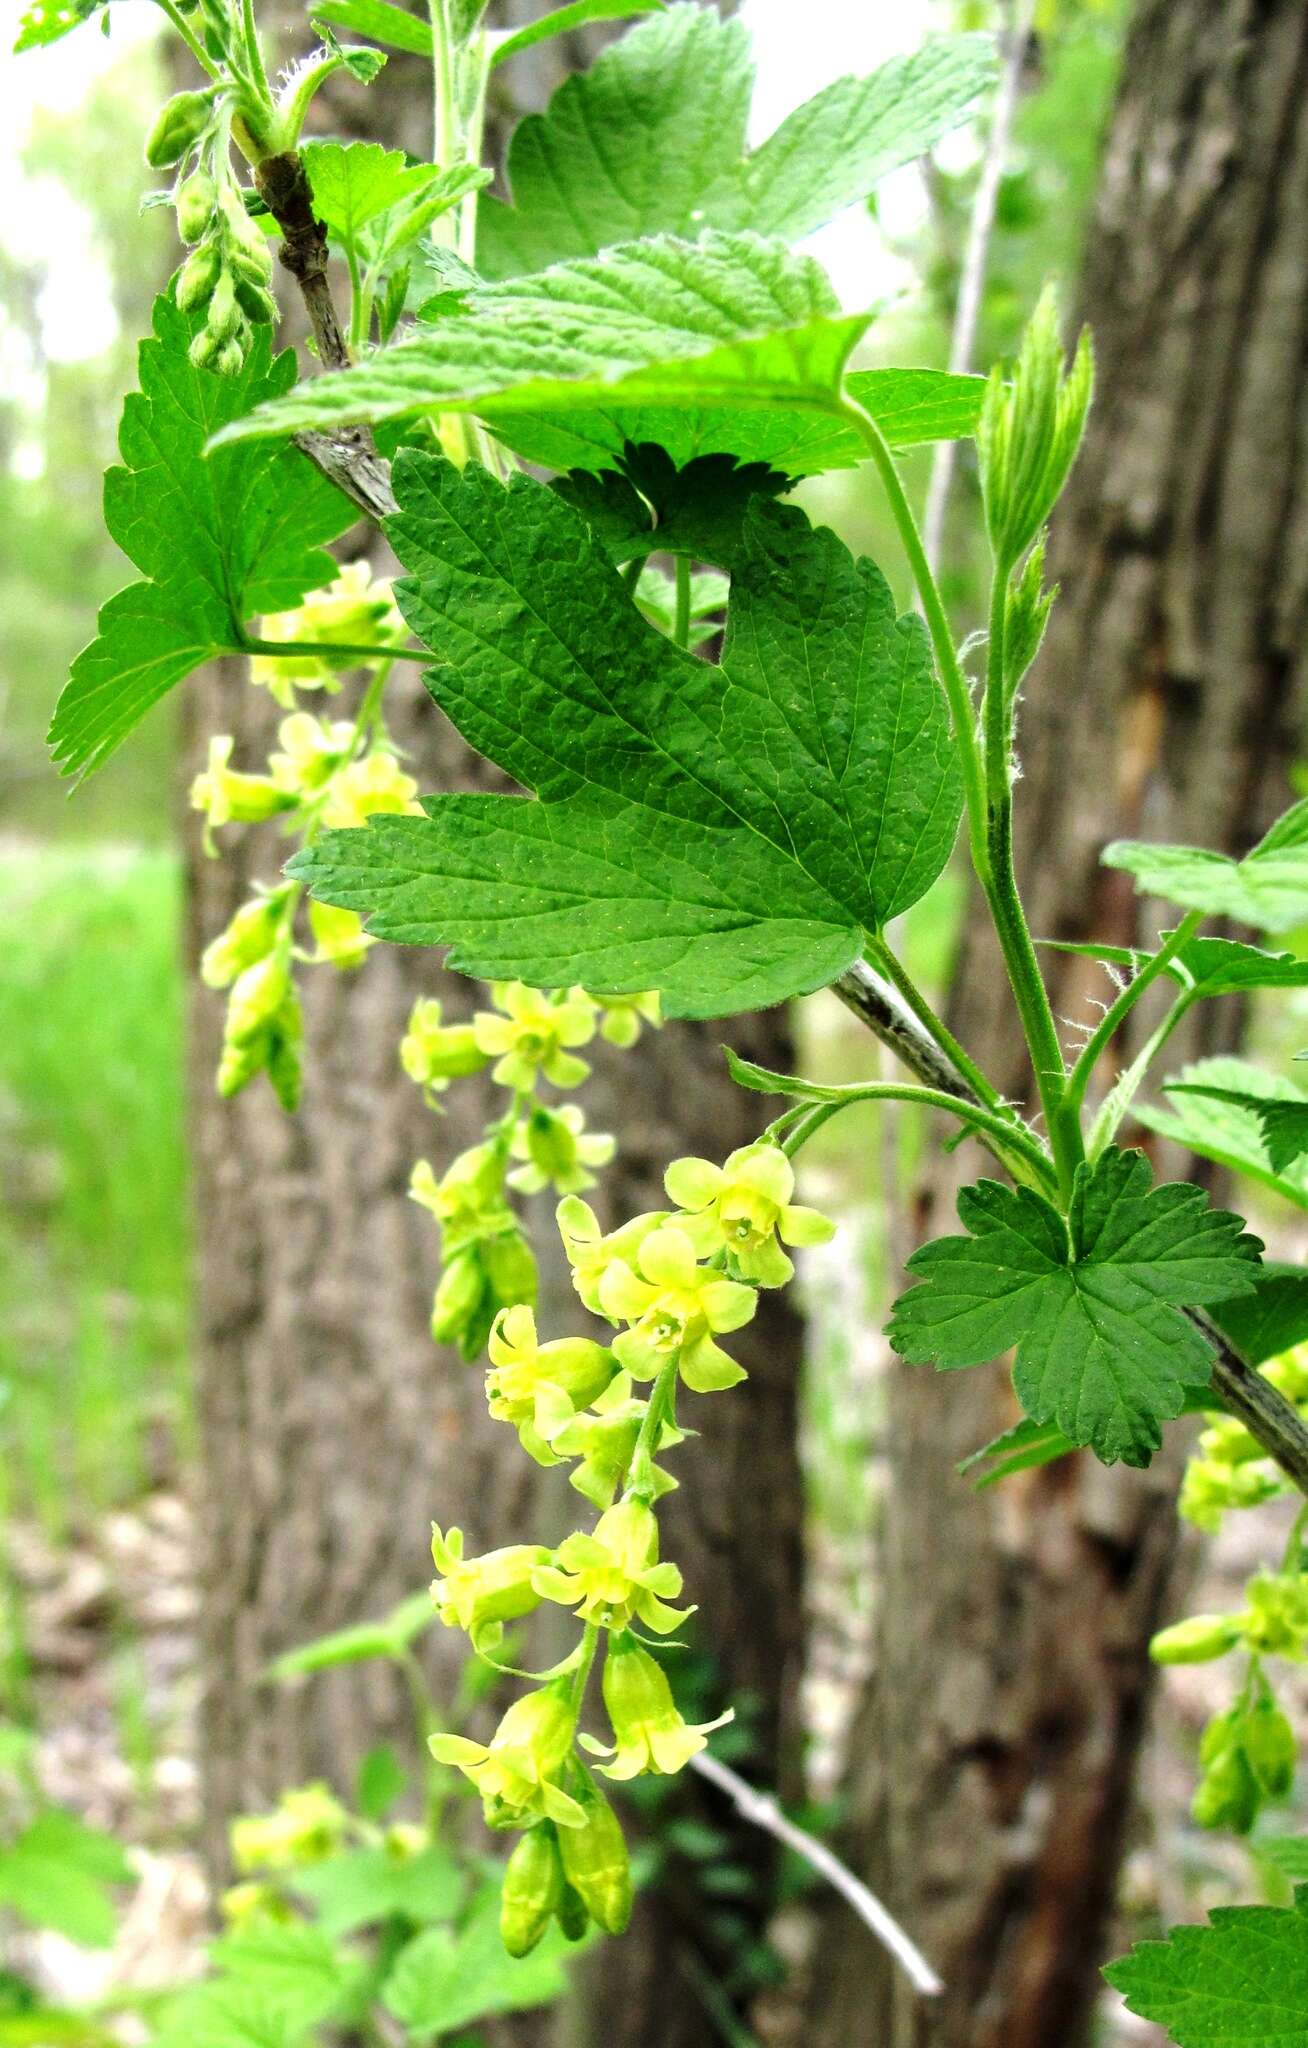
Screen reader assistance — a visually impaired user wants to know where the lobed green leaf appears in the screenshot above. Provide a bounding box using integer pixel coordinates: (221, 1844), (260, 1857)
(1104, 800), (1308, 933)
(1103, 1887), (1308, 2048)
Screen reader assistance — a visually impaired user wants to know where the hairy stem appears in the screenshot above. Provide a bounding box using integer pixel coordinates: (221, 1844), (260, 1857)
(1064, 911), (1204, 1128)
(866, 934), (1008, 1113)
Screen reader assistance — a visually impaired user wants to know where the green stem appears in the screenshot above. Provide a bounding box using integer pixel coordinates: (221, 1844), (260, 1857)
(346, 243), (366, 351)
(778, 1079), (1057, 1194)
(1085, 988), (1195, 1159)
(237, 636), (428, 664)
(865, 935), (1007, 1113)
(240, 0), (274, 109)
(569, 1622), (601, 1720)
(840, 395), (990, 883)
(673, 555), (692, 650)
(622, 555), (647, 594)
(151, 0), (221, 79)
(272, 53), (344, 152)
(629, 1355), (680, 1499)
(1063, 910), (1204, 1127)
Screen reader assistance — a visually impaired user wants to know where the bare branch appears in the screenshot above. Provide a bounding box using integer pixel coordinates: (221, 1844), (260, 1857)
(689, 1749), (943, 1998)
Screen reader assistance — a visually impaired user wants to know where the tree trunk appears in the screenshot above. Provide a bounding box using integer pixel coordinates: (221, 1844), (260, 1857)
(806, 3), (1308, 2043)
(182, 11), (804, 2034)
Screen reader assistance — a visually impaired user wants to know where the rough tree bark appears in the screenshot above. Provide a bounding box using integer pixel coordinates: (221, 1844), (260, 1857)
(183, 8), (804, 2032)
(806, 3), (1308, 2044)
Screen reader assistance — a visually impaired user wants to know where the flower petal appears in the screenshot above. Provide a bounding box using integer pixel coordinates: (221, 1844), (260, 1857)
(599, 1260), (655, 1323)
(679, 1334), (748, 1394)
(638, 1225), (699, 1288)
(699, 1279), (758, 1333)
(664, 1157), (723, 1212)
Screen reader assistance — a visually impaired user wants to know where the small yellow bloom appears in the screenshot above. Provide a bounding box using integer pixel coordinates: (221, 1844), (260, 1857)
(589, 990), (661, 1048)
(229, 1783), (347, 1873)
(485, 1304), (615, 1464)
(532, 1496), (689, 1633)
(251, 560), (407, 704)
(307, 900), (374, 969)
(556, 1197), (668, 1317)
(598, 1224), (756, 1393)
(400, 997), (490, 1095)
(583, 1635), (731, 1781)
(268, 713), (355, 795)
(190, 735), (296, 831)
(320, 750), (422, 829)
(666, 1142), (834, 1286)
(509, 1103), (615, 1195)
(549, 1371), (682, 1509)
(430, 1523), (550, 1642)
(473, 983), (596, 1093)
(429, 1682), (583, 1829)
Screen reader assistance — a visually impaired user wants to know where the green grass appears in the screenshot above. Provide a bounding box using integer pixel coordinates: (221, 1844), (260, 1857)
(0, 844), (191, 1537)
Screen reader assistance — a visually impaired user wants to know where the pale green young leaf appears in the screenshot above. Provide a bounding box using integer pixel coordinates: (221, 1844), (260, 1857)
(889, 1147), (1262, 1467)
(207, 1923), (362, 2032)
(493, 363), (988, 480)
(0, 1812), (131, 1947)
(1138, 1057), (1308, 1212)
(151, 1980), (317, 2048)
(1103, 1887), (1308, 2048)
(290, 1844), (465, 1937)
(1104, 799), (1308, 932)
(383, 1880), (582, 2034)
(301, 141), (468, 250)
(209, 232), (871, 452)
(478, 4), (992, 275)
(49, 297), (353, 781)
(490, 0), (665, 72)
(264, 1590), (432, 1679)
(311, 0), (433, 56)
(1168, 1083), (1308, 1174)
(1258, 1839), (1308, 1886)
(1041, 932), (1308, 999)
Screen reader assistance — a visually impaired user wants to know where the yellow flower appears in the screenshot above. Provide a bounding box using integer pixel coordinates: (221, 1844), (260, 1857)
(409, 1146), (512, 1248)
(509, 1103), (615, 1195)
(268, 713), (356, 795)
(400, 997), (490, 1094)
(307, 900), (374, 969)
(472, 983), (596, 1093)
(320, 750), (422, 829)
(190, 735), (296, 831)
(556, 1197), (668, 1317)
(598, 1224), (756, 1393)
(429, 1682), (583, 1829)
(583, 1635), (731, 1781)
(589, 990), (661, 1048)
(251, 560), (406, 704)
(549, 1371), (682, 1509)
(229, 1783), (347, 1873)
(430, 1523), (550, 1644)
(666, 1142), (834, 1286)
(485, 1304), (615, 1465)
(532, 1496), (690, 1633)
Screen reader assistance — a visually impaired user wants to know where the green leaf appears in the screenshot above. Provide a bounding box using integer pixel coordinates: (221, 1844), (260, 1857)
(289, 1844), (465, 1937)
(1043, 933), (1308, 999)
(209, 232), (871, 456)
(301, 141), (470, 250)
(957, 1414), (1078, 1487)
(552, 444), (793, 568)
(1212, 1264), (1308, 1370)
(265, 1590), (432, 1679)
(355, 1743), (406, 1820)
(889, 1147), (1263, 1468)
(0, 1813), (131, 1948)
(207, 1923), (361, 2032)
(49, 297), (353, 782)
(382, 1880), (579, 2035)
(149, 1982), (310, 2048)
(1104, 800), (1308, 933)
(310, 0), (432, 56)
(493, 363), (988, 482)
(288, 452), (961, 1015)
(478, 6), (992, 275)
(1168, 1081), (1308, 1174)
(1103, 1886), (1308, 2048)
(1138, 1058), (1308, 1213)
(1258, 1838), (1308, 1885)
(490, 0), (665, 72)
(14, 0), (107, 52)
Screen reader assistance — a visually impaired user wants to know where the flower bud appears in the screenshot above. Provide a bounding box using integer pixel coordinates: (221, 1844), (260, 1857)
(206, 269), (240, 342)
(431, 1248), (487, 1350)
(145, 88), (214, 169)
(233, 273), (278, 327)
(484, 1231), (539, 1314)
(213, 336), (247, 378)
(1243, 1697), (1297, 1800)
(175, 169), (216, 243)
(1149, 1614), (1241, 1665)
(201, 892), (290, 989)
(556, 1881), (590, 1943)
(500, 1826), (565, 1957)
(225, 953), (292, 1049)
(266, 993), (304, 1114)
(1191, 1743), (1259, 1834)
(556, 1779), (632, 1935)
(177, 242), (220, 314)
(189, 324), (223, 370)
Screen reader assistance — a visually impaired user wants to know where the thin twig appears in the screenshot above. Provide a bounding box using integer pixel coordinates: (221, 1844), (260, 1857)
(688, 1749), (943, 1998)
(922, 0), (1036, 574)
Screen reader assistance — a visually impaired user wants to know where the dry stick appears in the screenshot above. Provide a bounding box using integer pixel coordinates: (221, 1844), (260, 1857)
(688, 1749), (943, 1998)
(833, 961), (1308, 1496)
(256, 150), (399, 522)
(921, 0), (1036, 574)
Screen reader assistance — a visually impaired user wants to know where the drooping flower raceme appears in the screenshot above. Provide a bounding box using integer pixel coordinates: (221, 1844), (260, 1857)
(429, 1681), (584, 1829)
(598, 1223), (757, 1391)
(667, 1141), (835, 1285)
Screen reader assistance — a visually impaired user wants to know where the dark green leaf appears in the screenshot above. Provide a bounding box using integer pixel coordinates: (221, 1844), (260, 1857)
(1168, 1080), (1308, 1174)
(288, 452), (961, 1015)
(552, 443), (792, 568)
(1043, 932), (1308, 999)
(49, 298), (353, 781)
(209, 232), (871, 455)
(890, 1148), (1263, 1467)
(1103, 1886), (1308, 2047)
(1211, 1264), (1308, 1369)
